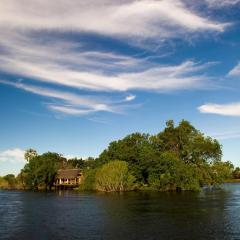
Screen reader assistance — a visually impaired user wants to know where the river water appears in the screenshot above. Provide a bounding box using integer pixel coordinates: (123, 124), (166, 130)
(0, 183), (240, 240)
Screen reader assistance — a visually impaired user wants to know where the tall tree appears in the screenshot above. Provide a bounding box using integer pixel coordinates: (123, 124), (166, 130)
(24, 149), (38, 162)
(151, 120), (222, 165)
(97, 133), (155, 183)
(22, 152), (66, 190)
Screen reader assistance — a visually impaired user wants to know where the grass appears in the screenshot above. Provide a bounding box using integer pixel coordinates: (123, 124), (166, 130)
(224, 179), (240, 183)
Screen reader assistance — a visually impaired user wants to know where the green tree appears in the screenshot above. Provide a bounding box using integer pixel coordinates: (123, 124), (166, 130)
(24, 149), (38, 162)
(151, 120), (222, 165)
(1, 174), (18, 189)
(148, 153), (201, 191)
(78, 168), (97, 191)
(95, 161), (135, 192)
(97, 133), (155, 183)
(22, 152), (66, 190)
(0, 177), (8, 189)
(67, 158), (85, 169)
(233, 167), (240, 179)
(210, 161), (234, 184)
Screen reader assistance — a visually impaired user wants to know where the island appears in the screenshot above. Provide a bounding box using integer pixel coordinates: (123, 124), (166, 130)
(1, 120), (239, 192)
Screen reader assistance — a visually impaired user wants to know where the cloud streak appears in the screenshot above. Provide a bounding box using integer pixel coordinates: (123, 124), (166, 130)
(228, 62), (240, 76)
(0, 0), (229, 117)
(0, 0), (227, 40)
(0, 79), (134, 115)
(198, 102), (240, 116)
(0, 33), (211, 92)
(212, 131), (240, 140)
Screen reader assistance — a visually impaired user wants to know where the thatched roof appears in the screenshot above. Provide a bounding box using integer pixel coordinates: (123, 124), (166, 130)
(57, 169), (81, 179)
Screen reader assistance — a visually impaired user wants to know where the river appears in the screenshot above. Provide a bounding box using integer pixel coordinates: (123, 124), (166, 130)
(0, 183), (240, 240)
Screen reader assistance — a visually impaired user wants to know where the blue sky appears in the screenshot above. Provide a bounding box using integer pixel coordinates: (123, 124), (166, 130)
(0, 0), (240, 175)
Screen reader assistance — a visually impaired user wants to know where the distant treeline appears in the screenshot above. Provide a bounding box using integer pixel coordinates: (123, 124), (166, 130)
(1, 120), (240, 192)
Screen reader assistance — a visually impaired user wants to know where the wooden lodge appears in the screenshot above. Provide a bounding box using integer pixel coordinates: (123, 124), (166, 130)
(54, 169), (82, 188)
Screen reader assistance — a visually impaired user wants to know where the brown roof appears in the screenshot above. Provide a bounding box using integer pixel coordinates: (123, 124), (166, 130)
(57, 169), (81, 179)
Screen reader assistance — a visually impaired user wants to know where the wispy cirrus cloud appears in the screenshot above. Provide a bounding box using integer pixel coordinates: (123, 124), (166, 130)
(0, 0), (227, 40)
(198, 102), (240, 116)
(212, 131), (240, 140)
(0, 0), (230, 117)
(228, 62), (240, 76)
(199, 59), (240, 117)
(0, 24), (216, 96)
(0, 80), (135, 115)
(0, 33), (212, 92)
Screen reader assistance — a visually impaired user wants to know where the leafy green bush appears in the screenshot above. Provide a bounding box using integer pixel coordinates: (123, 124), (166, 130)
(95, 161), (135, 192)
(0, 177), (9, 189)
(0, 174), (21, 189)
(210, 161), (234, 184)
(148, 153), (201, 191)
(233, 167), (240, 179)
(77, 168), (97, 191)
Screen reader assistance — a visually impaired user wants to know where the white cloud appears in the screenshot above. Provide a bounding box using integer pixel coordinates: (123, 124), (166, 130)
(0, 80), (129, 115)
(228, 62), (240, 76)
(198, 102), (240, 116)
(125, 95), (136, 102)
(0, 0), (227, 40)
(0, 36), (210, 92)
(0, 1), (226, 94)
(0, 148), (25, 163)
(0, 29), (213, 95)
(212, 131), (240, 140)
(0, 1), (227, 117)
(48, 105), (104, 116)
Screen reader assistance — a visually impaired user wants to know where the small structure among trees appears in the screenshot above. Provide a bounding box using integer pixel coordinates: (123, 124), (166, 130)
(54, 169), (82, 188)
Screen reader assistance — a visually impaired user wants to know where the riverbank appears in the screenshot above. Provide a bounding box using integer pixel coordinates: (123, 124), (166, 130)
(2, 179), (240, 192)
(225, 179), (240, 183)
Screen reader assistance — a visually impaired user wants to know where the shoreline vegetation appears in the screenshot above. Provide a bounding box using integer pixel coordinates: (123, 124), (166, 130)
(1, 120), (240, 192)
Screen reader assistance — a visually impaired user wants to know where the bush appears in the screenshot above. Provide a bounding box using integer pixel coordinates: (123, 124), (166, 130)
(0, 174), (20, 189)
(0, 177), (9, 189)
(233, 167), (240, 179)
(78, 169), (97, 191)
(148, 153), (201, 191)
(95, 161), (135, 192)
(210, 161), (234, 184)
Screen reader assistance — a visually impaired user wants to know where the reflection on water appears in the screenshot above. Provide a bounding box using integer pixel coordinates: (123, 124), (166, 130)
(0, 184), (240, 240)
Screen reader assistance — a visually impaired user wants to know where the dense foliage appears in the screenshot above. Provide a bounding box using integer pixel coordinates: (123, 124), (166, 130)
(95, 161), (135, 192)
(92, 120), (226, 191)
(0, 174), (18, 189)
(233, 167), (240, 179)
(1, 120), (238, 191)
(20, 152), (67, 190)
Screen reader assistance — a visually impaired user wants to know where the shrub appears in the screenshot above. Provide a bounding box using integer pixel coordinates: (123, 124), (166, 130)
(78, 169), (97, 191)
(95, 161), (135, 192)
(148, 153), (201, 191)
(0, 177), (9, 189)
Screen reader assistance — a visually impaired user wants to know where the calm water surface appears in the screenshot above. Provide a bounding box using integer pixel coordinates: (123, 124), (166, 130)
(0, 183), (240, 240)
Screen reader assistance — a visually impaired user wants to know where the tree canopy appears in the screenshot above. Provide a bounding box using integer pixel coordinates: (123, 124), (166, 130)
(21, 152), (67, 190)
(95, 120), (224, 190)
